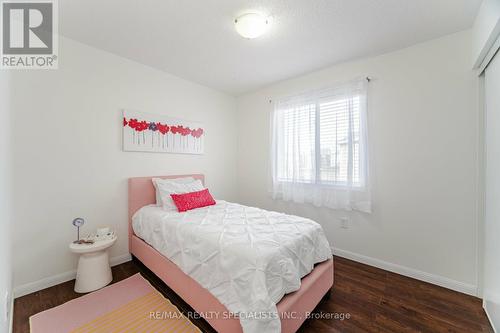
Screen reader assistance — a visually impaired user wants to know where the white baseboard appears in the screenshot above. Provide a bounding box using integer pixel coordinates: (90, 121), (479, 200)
(109, 253), (132, 266)
(13, 249), (478, 299)
(13, 253), (132, 298)
(333, 247), (478, 296)
(8, 296), (13, 333)
(483, 299), (499, 333)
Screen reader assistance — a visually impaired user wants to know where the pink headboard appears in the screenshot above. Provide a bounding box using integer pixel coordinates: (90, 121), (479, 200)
(128, 174), (205, 250)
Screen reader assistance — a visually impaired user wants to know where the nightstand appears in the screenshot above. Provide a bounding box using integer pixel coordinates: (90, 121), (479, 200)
(69, 236), (117, 293)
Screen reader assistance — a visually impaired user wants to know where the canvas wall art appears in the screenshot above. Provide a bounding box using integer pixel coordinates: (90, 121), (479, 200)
(123, 110), (204, 154)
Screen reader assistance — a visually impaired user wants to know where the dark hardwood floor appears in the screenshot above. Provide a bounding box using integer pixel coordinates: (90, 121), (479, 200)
(13, 256), (493, 333)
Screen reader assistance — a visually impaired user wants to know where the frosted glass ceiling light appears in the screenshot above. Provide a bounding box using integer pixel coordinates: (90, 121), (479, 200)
(235, 13), (270, 39)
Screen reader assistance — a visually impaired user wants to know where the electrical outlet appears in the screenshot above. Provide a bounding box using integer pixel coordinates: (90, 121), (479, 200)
(340, 217), (349, 229)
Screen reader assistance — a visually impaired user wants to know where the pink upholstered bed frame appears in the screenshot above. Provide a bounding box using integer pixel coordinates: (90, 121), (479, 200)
(129, 174), (334, 333)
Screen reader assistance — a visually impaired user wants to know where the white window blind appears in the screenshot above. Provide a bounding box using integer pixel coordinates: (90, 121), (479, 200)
(270, 78), (371, 212)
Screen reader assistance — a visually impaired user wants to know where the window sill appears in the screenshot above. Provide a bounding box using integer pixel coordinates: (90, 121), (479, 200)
(275, 180), (366, 192)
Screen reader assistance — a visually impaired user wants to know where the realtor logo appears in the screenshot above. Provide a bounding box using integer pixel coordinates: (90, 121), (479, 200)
(1, 0), (58, 69)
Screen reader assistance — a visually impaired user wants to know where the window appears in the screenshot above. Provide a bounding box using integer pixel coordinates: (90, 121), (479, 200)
(270, 78), (371, 212)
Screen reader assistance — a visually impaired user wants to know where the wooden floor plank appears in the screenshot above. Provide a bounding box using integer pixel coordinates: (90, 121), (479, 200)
(13, 257), (493, 333)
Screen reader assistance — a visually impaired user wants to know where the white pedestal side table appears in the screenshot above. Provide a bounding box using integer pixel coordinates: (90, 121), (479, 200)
(69, 236), (117, 293)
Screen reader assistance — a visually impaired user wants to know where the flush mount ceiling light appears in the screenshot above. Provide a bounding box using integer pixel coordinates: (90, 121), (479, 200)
(234, 13), (270, 39)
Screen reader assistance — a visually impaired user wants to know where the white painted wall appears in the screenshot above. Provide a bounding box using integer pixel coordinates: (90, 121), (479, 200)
(473, 2), (500, 329)
(483, 50), (500, 333)
(9, 37), (238, 295)
(236, 30), (480, 294)
(472, 0), (500, 68)
(0, 72), (13, 333)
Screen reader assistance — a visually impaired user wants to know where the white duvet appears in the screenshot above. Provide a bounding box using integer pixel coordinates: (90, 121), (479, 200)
(132, 200), (332, 333)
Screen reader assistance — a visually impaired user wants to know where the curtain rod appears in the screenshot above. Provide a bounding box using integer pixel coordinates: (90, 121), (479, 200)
(268, 76), (372, 104)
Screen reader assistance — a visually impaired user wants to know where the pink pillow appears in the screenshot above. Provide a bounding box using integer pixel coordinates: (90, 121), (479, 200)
(170, 189), (216, 212)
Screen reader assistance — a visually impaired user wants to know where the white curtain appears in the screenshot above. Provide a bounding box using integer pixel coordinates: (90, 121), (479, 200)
(270, 78), (371, 213)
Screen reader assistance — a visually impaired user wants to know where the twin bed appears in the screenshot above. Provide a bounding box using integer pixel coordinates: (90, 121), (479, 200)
(128, 174), (334, 333)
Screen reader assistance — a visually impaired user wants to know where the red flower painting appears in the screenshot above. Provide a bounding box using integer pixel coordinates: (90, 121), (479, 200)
(123, 114), (204, 153)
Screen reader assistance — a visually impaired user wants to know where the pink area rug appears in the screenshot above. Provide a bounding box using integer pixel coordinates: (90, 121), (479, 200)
(30, 273), (201, 333)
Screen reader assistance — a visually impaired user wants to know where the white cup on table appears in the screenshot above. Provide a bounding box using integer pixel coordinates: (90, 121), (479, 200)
(96, 227), (110, 238)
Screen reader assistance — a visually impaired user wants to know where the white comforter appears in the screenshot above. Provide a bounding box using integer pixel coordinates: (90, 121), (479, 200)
(132, 201), (332, 333)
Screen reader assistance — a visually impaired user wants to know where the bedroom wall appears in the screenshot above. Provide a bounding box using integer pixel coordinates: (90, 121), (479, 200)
(472, 0), (500, 68)
(474, 0), (500, 329)
(235, 30), (480, 294)
(483, 51), (500, 333)
(9, 36), (238, 295)
(0, 73), (13, 332)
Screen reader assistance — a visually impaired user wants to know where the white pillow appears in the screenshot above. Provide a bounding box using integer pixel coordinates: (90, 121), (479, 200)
(152, 177), (195, 206)
(153, 178), (204, 210)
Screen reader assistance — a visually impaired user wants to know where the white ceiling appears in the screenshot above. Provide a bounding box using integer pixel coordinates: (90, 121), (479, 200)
(59, 0), (481, 95)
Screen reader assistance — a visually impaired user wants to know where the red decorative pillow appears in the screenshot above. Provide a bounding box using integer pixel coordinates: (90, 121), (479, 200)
(170, 188), (216, 212)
